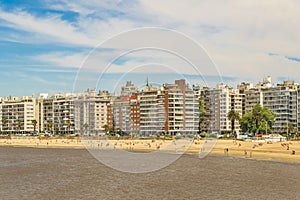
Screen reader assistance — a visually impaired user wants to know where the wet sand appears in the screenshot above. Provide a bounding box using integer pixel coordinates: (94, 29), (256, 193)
(0, 146), (299, 199)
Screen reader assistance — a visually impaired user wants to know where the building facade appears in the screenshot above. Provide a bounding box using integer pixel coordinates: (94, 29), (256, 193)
(0, 95), (36, 133)
(197, 84), (243, 134)
(139, 79), (198, 136)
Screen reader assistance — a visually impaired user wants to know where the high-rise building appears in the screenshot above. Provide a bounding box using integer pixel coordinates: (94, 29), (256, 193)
(164, 79), (199, 135)
(121, 81), (139, 96)
(262, 80), (298, 134)
(197, 84), (243, 134)
(112, 96), (131, 134)
(0, 95), (36, 133)
(129, 95), (140, 135)
(37, 93), (75, 135)
(239, 77), (299, 134)
(139, 85), (166, 136)
(139, 79), (198, 136)
(74, 89), (111, 136)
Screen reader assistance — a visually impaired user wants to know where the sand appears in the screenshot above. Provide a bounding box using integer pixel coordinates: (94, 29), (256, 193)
(1, 137), (299, 164)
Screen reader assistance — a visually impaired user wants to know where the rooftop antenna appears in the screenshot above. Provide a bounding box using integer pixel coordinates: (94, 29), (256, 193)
(146, 76), (149, 87)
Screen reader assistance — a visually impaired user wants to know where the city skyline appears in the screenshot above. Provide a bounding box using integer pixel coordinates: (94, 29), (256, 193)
(1, 76), (299, 136)
(0, 1), (300, 97)
(0, 75), (297, 98)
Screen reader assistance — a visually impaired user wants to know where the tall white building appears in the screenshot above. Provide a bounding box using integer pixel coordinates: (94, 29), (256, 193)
(240, 77), (299, 134)
(121, 81), (139, 96)
(139, 85), (166, 136)
(164, 79), (199, 135)
(0, 95), (36, 133)
(37, 93), (75, 134)
(262, 81), (298, 134)
(74, 89), (110, 136)
(139, 79), (198, 136)
(199, 84), (243, 134)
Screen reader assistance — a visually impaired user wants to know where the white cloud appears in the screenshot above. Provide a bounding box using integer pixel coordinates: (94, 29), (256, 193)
(2, 0), (300, 86)
(69, 1), (300, 79)
(0, 8), (93, 46)
(32, 52), (87, 68)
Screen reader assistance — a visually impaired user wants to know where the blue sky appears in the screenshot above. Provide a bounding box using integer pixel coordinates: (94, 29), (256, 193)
(0, 1), (300, 97)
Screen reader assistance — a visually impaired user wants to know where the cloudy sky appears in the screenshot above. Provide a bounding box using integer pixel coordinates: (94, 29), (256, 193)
(0, 0), (300, 96)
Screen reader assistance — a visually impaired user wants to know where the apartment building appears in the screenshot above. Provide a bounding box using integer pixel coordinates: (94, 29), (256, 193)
(129, 95), (140, 135)
(297, 86), (300, 133)
(74, 89), (110, 136)
(239, 77), (298, 134)
(139, 85), (165, 136)
(139, 79), (198, 136)
(197, 84), (243, 134)
(262, 81), (298, 134)
(121, 81), (139, 96)
(164, 79), (198, 135)
(242, 77), (271, 114)
(110, 95), (140, 135)
(37, 93), (75, 134)
(111, 96), (131, 134)
(0, 95), (36, 133)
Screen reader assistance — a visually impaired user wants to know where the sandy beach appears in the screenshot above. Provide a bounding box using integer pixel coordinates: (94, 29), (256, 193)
(1, 137), (299, 164)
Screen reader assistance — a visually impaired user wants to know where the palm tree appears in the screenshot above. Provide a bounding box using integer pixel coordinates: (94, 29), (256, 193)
(294, 132), (299, 139)
(17, 120), (22, 134)
(47, 120), (53, 135)
(287, 122), (294, 139)
(31, 119), (37, 134)
(252, 104), (262, 134)
(65, 120), (71, 135)
(54, 125), (59, 135)
(102, 124), (109, 134)
(2, 117), (8, 134)
(227, 109), (240, 138)
(198, 99), (206, 134)
(287, 123), (294, 133)
(83, 123), (89, 135)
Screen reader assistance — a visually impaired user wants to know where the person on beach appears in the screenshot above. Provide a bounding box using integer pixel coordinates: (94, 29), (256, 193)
(224, 148), (229, 156)
(292, 150), (295, 155)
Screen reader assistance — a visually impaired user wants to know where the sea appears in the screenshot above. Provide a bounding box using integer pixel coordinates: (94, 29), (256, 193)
(0, 146), (299, 200)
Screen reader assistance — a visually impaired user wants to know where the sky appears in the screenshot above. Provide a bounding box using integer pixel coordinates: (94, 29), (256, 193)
(0, 0), (300, 97)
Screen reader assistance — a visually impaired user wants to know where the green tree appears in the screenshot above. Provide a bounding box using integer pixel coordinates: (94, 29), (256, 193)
(287, 123), (294, 134)
(31, 119), (37, 133)
(227, 109), (240, 137)
(294, 131), (299, 139)
(54, 125), (59, 135)
(198, 99), (206, 134)
(65, 120), (71, 135)
(47, 120), (53, 135)
(252, 104), (262, 133)
(239, 104), (275, 134)
(83, 123), (89, 135)
(17, 120), (22, 134)
(102, 124), (110, 134)
(287, 123), (294, 139)
(2, 117), (8, 134)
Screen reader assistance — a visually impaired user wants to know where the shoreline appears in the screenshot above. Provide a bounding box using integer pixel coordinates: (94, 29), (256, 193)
(1, 138), (300, 165)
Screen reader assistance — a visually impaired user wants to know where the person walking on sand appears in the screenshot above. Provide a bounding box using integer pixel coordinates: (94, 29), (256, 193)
(224, 148), (229, 156)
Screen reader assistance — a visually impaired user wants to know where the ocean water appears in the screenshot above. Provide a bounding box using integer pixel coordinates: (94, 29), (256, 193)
(0, 147), (299, 200)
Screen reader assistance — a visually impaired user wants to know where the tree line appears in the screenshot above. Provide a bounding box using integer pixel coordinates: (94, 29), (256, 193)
(198, 100), (294, 136)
